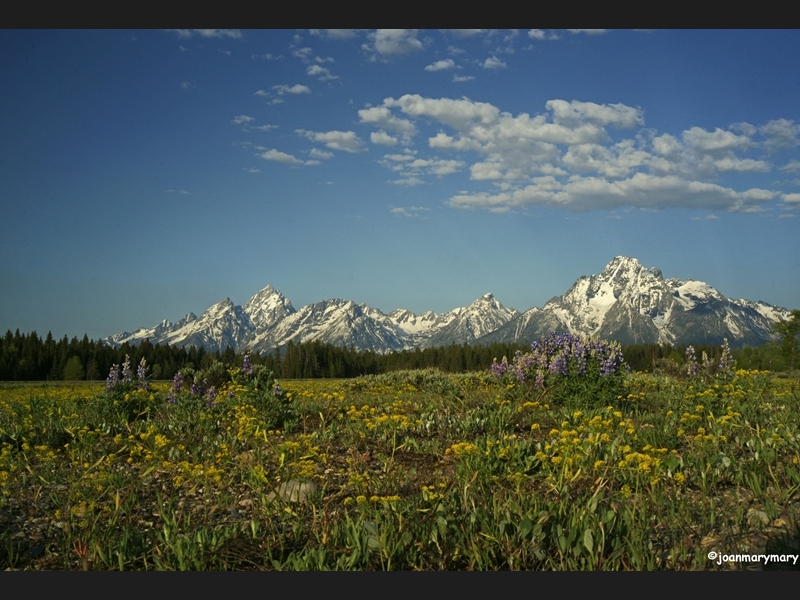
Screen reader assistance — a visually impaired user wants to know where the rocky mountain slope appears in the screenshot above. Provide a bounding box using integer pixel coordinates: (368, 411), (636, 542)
(477, 256), (790, 348)
(105, 257), (792, 353)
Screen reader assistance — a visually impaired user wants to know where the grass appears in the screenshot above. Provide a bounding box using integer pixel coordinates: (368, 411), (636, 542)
(1, 368), (799, 570)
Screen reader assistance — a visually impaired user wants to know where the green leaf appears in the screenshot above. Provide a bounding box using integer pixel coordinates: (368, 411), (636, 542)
(400, 530), (413, 547)
(518, 517), (533, 539)
(583, 529), (594, 554)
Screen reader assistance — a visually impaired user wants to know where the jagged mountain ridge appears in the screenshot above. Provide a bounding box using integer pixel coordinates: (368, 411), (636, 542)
(105, 257), (792, 353)
(105, 286), (520, 354)
(477, 256), (791, 348)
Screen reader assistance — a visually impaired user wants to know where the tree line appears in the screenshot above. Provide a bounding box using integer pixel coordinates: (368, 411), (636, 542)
(1, 327), (797, 382)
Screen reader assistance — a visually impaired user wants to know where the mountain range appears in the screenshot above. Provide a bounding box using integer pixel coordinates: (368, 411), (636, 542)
(105, 257), (792, 353)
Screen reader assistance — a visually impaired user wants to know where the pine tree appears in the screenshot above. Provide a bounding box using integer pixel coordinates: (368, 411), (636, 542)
(773, 310), (800, 371)
(63, 356), (84, 381)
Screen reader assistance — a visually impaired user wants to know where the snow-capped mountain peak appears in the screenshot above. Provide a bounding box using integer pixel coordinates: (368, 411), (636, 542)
(479, 257), (791, 348)
(243, 284), (296, 331)
(104, 257), (793, 354)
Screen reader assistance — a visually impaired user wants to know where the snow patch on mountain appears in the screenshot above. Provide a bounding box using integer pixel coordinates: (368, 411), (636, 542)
(105, 258), (793, 353)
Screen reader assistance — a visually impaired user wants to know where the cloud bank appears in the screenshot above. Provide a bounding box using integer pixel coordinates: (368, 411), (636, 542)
(358, 94), (796, 212)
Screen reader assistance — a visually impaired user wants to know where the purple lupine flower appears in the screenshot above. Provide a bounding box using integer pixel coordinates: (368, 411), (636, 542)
(106, 364), (120, 391)
(274, 383), (283, 396)
(600, 355), (616, 377)
(242, 352), (253, 375)
(493, 331), (627, 385)
(121, 355), (133, 383)
(575, 339), (587, 376)
(551, 353), (568, 376)
(205, 386), (217, 408)
(190, 381), (204, 396)
(491, 357), (510, 377)
(167, 372), (182, 404)
(137, 357), (149, 391)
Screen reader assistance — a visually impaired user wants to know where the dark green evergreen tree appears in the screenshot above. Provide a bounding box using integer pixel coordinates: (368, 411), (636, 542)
(773, 309), (800, 371)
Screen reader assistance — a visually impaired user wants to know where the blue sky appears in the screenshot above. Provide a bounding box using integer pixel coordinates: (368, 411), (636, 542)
(1, 29), (799, 340)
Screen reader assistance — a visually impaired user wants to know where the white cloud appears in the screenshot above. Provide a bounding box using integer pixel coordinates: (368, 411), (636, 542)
(292, 47), (313, 60)
(682, 127), (750, 154)
(252, 124), (278, 132)
(259, 149), (304, 165)
(781, 192), (800, 205)
(310, 148), (334, 160)
(482, 56), (507, 69)
(359, 93), (794, 213)
(196, 29), (241, 39)
(779, 213), (797, 218)
(385, 95), (500, 130)
(309, 29), (358, 40)
(385, 94), (630, 151)
(294, 46), (336, 69)
(382, 151), (416, 162)
(712, 157), (770, 172)
(447, 174), (775, 212)
(371, 131), (399, 146)
(425, 59), (456, 72)
(414, 158), (465, 176)
(562, 141), (650, 178)
(365, 30), (424, 56)
(453, 75), (475, 82)
(780, 160), (800, 172)
(307, 65), (339, 80)
(232, 115), (255, 125)
(645, 125), (773, 179)
(390, 176), (425, 187)
(730, 121), (757, 137)
(273, 84), (311, 95)
(528, 29), (559, 40)
(547, 99), (643, 128)
(358, 106), (416, 140)
(391, 205), (430, 216)
(296, 129), (366, 153)
(760, 119), (800, 151)
(379, 150), (464, 181)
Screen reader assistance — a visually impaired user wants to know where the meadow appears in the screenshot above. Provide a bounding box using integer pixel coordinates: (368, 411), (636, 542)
(1, 346), (799, 570)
